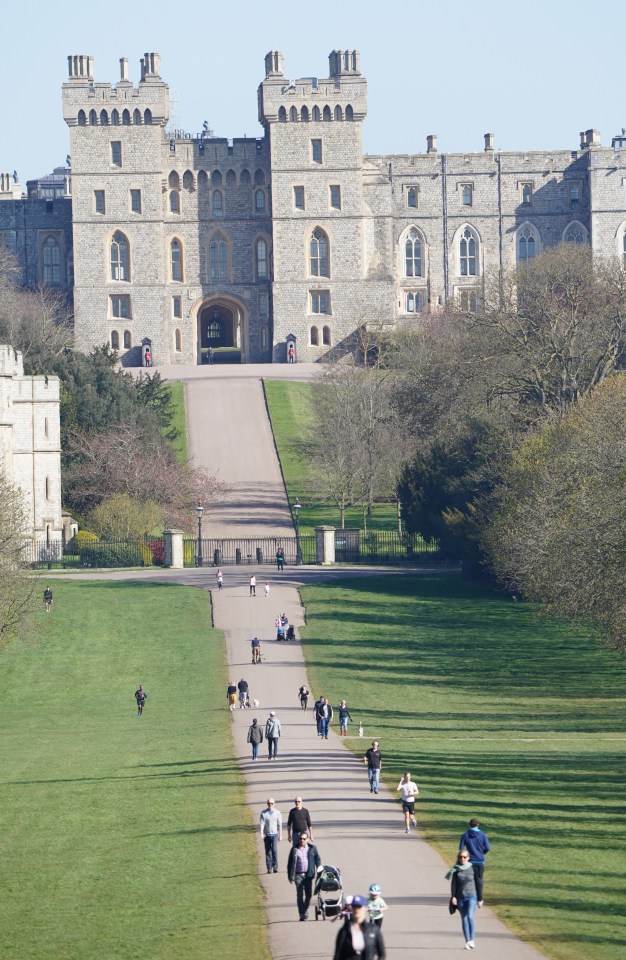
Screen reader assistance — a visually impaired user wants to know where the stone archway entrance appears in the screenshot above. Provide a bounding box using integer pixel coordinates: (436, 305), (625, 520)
(196, 297), (247, 364)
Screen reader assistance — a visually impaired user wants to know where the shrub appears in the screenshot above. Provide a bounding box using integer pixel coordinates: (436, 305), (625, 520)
(150, 539), (165, 565)
(79, 543), (145, 568)
(66, 529), (99, 555)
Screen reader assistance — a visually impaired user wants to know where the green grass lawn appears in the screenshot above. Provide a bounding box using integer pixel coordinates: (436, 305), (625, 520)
(165, 380), (188, 465)
(0, 581), (269, 960)
(263, 379), (397, 535)
(299, 573), (626, 960)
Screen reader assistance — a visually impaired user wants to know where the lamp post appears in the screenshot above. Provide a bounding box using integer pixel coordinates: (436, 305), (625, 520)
(196, 505), (204, 567)
(294, 499), (302, 566)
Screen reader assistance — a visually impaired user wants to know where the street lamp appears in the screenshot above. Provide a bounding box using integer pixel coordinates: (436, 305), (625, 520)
(196, 505), (204, 567)
(294, 499), (302, 566)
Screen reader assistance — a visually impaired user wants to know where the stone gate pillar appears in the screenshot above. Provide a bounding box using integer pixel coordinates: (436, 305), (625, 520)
(164, 530), (184, 569)
(315, 526), (336, 565)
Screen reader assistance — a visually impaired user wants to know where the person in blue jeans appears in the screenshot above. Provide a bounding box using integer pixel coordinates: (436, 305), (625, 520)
(247, 717), (263, 761)
(364, 740), (382, 794)
(447, 850), (478, 949)
(338, 700), (352, 736)
(459, 818), (491, 906)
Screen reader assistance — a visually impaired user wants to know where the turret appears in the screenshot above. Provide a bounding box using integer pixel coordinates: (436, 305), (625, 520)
(62, 53), (170, 129)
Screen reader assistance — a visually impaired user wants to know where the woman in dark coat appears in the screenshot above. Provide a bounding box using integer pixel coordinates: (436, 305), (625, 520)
(447, 850), (478, 949)
(333, 896), (385, 960)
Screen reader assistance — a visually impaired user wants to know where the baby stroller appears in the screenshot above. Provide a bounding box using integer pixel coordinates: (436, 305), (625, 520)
(286, 624), (296, 642)
(314, 864), (343, 920)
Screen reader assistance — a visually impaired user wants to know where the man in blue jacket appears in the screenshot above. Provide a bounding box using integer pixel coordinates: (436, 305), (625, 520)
(459, 817), (491, 906)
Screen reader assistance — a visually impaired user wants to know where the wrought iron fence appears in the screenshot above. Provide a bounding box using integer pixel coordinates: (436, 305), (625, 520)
(183, 535), (316, 567)
(337, 530), (442, 565)
(23, 538), (164, 569)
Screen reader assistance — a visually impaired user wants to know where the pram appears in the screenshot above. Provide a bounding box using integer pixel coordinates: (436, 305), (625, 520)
(286, 624), (296, 642)
(314, 864), (343, 920)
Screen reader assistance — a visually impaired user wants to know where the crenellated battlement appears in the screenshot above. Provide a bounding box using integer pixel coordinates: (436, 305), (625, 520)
(258, 49), (366, 127)
(0, 171), (21, 199)
(63, 53), (169, 128)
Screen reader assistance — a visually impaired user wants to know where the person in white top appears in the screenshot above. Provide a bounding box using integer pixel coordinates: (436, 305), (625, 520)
(397, 771), (419, 834)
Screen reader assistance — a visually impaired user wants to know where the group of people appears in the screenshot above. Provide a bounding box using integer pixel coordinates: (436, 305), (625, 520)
(226, 678), (255, 711)
(447, 819), (491, 949)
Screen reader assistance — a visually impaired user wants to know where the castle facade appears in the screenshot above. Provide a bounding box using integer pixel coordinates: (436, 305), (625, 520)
(4, 49), (626, 365)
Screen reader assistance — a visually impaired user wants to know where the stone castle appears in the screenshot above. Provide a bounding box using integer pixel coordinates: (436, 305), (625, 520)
(2, 49), (626, 365)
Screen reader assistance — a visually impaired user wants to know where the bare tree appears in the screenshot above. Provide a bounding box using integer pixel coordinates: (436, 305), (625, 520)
(0, 469), (37, 647)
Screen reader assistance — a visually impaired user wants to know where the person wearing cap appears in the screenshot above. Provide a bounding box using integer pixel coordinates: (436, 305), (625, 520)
(287, 796), (314, 846)
(259, 798), (282, 873)
(265, 711), (282, 759)
(367, 884), (387, 927)
(332, 894), (386, 959)
(286, 831), (321, 921)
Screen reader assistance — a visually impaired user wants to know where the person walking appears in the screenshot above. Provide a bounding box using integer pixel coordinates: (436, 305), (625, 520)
(448, 850), (478, 949)
(259, 798), (282, 873)
(287, 831), (321, 921)
(287, 796), (314, 846)
(459, 818), (491, 906)
(364, 741), (382, 794)
(338, 699), (352, 736)
(251, 636), (261, 665)
(43, 586), (53, 612)
(237, 677), (249, 709)
(134, 684), (148, 716)
(207, 346), (214, 365)
(397, 771), (419, 833)
(265, 710), (281, 759)
(319, 697), (333, 739)
(216, 568), (223, 591)
(314, 695), (324, 735)
(332, 894), (386, 959)
(367, 884), (387, 927)
(276, 546), (285, 571)
(264, 580), (270, 598)
(227, 681), (237, 711)
(298, 685), (310, 712)
(247, 718), (264, 761)
(249, 575), (256, 597)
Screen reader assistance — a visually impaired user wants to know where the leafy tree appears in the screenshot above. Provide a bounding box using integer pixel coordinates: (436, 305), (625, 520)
(88, 494), (164, 540)
(0, 469), (36, 646)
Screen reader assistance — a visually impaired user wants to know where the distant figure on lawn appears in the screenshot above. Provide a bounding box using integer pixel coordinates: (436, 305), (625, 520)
(43, 586), (53, 613)
(135, 685), (148, 716)
(459, 818), (491, 906)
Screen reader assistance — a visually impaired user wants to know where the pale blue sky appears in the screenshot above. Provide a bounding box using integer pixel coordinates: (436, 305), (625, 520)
(3, 0), (625, 184)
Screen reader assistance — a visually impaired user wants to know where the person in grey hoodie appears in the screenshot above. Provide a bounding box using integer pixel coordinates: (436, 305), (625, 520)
(447, 850), (478, 950)
(265, 711), (282, 759)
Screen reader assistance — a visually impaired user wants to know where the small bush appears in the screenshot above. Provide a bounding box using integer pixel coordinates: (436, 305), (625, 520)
(66, 530), (99, 555)
(150, 540), (165, 565)
(79, 543), (145, 568)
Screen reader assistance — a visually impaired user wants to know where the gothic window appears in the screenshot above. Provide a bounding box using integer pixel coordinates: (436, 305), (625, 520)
(110, 294), (131, 318)
(123, 330), (131, 349)
(183, 170), (195, 191)
(206, 319), (221, 339)
(564, 222), (587, 244)
(459, 227), (478, 276)
(110, 231), (130, 281)
(517, 225), (537, 263)
(226, 169), (236, 186)
(255, 189), (266, 212)
(210, 235), (228, 280)
(323, 325), (331, 345)
(77, 109), (86, 126)
(301, 106), (309, 122)
(294, 186), (305, 210)
(144, 109), (152, 125)
(175, 328), (182, 352)
(310, 228), (330, 277)
(461, 184), (473, 207)
(122, 109), (131, 126)
(258, 292), (268, 316)
(171, 239), (183, 281)
(198, 170), (208, 189)
(240, 169), (251, 185)
(290, 106), (298, 122)
(111, 330), (120, 350)
(42, 236), (61, 285)
(100, 110), (109, 126)
(133, 109), (141, 125)
(256, 238), (268, 279)
(345, 105), (354, 120)
(569, 182), (581, 204)
(311, 291), (330, 314)
(212, 190), (223, 215)
(312, 106), (321, 122)
(323, 105), (331, 121)
(255, 169), (265, 185)
(407, 187), (418, 208)
(211, 170), (223, 187)
(522, 183), (533, 205)
(278, 106), (287, 122)
(111, 109), (119, 125)
(170, 191), (180, 213)
(405, 229), (423, 277)
(406, 292), (423, 313)
(334, 105), (343, 121)
(89, 109), (97, 126)
(310, 326), (319, 345)
(169, 171), (180, 189)
(261, 326), (268, 350)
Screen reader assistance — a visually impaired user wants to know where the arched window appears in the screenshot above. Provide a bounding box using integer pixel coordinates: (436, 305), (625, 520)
(256, 238), (268, 278)
(310, 228), (330, 277)
(111, 109), (119, 125)
(290, 106), (298, 122)
(323, 105), (332, 121)
(212, 190), (223, 215)
(175, 329), (182, 352)
(111, 330), (120, 350)
(77, 109), (86, 126)
(198, 170), (208, 189)
(255, 169), (265, 185)
(323, 325), (331, 346)
(110, 231), (130, 281)
(312, 105), (321, 122)
(170, 191), (180, 213)
(226, 169), (237, 185)
(211, 170), (223, 187)
(517, 225), (537, 263)
(123, 330), (131, 349)
(564, 222), (587, 244)
(278, 106), (287, 122)
(183, 170), (194, 191)
(171, 239), (183, 281)
(407, 187), (418, 208)
(133, 109), (141, 125)
(459, 227), (478, 276)
(310, 326), (319, 346)
(122, 109), (131, 126)
(301, 106), (309, 122)
(100, 110), (109, 126)
(42, 236), (61, 284)
(522, 183), (532, 205)
(255, 189), (265, 212)
(405, 229), (422, 277)
(144, 109), (152, 125)
(345, 105), (354, 120)
(210, 235), (228, 280)
(240, 169), (251, 185)
(168, 171), (180, 189)
(89, 109), (97, 126)
(334, 105), (343, 121)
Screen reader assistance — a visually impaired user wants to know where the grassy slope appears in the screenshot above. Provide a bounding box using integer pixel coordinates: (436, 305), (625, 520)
(299, 573), (626, 960)
(0, 582), (269, 960)
(263, 379), (397, 534)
